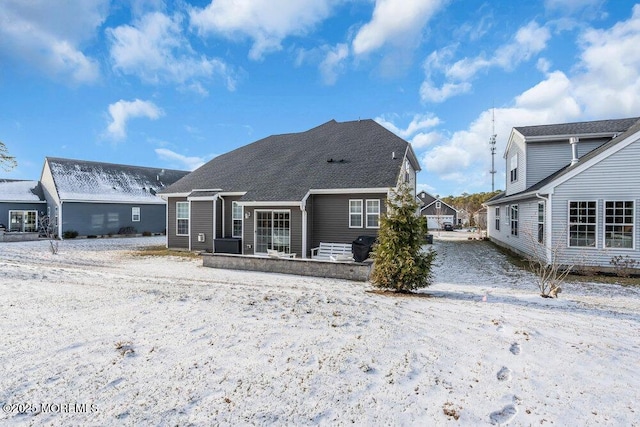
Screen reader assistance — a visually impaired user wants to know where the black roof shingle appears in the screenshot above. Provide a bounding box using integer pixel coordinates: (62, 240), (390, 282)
(162, 119), (414, 201)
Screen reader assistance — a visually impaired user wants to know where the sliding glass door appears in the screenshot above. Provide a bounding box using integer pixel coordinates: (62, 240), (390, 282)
(255, 210), (291, 254)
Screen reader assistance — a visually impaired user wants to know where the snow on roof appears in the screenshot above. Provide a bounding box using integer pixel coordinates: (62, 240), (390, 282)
(47, 158), (189, 204)
(0, 179), (45, 202)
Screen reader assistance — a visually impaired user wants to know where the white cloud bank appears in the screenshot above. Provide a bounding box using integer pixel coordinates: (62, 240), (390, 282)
(0, 0), (107, 83)
(392, 5), (640, 193)
(189, 0), (336, 61)
(107, 12), (236, 92)
(106, 99), (164, 140)
(155, 148), (205, 171)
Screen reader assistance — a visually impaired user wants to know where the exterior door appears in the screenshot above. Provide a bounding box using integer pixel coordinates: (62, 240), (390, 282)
(255, 210), (291, 254)
(9, 210), (38, 232)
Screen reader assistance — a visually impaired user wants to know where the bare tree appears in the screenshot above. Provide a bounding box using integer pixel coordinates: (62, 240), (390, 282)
(1, 141), (17, 172)
(39, 214), (59, 255)
(524, 224), (572, 298)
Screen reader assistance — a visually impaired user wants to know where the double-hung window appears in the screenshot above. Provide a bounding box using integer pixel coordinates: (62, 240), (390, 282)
(537, 202), (544, 243)
(232, 201), (243, 238)
(569, 201), (596, 247)
(366, 199), (380, 228)
(509, 153), (518, 183)
(349, 200), (363, 228)
(176, 202), (189, 236)
(604, 201), (634, 248)
(132, 207), (141, 222)
(495, 207), (500, 231)
(510, 205), (518, 236)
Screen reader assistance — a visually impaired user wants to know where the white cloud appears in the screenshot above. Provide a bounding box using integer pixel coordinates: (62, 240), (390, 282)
(421, 21), (551, 103)
(189, 0), (336, 60)
(155, 148), (205, 171)
(106, 99), (164, 140)
(573, 4), (640, 117)
(107, 12), (236, 92)
(319, 44), (349, 85)
(352, 0), (447, 56)
(0, 0), (106, 83)
(376, 114), (441, 139)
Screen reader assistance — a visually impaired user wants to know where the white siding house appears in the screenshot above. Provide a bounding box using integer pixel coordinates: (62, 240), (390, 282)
(486, 117), (640, 274)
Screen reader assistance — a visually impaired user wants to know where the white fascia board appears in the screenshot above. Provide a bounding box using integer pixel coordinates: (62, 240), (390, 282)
(60, 199), (165, 205)
(187, 196), (218, 201)
(238, 201), (300, 207)
(217, 191), (247, 197)
(0, 200), (46, 203)
(404, 144), (422, 172)
(159, 192), (191, 198)
(503, 129), (523, 159)
(307, 187), (391, 195)
(192, 188), (223, 192)
(538, 129), (640, 193)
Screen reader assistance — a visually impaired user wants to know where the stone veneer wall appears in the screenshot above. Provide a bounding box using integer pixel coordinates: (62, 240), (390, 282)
(0, 231), (40, 242)
(201, 253), (372, 282)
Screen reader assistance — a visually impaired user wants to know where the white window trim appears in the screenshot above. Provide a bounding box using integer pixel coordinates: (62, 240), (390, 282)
(567, 200), (598, 249)
(176, 201), (189, 236)
(365, 199), (381, 229)
(8, 210), (39, 232)
(537, 202), (545, 244)
(232, 201), (243, 238)
(349, 199), (363, 229)
(510, 204), (519, 237)
(510, 153), (518, 183)
(132, 207), (141, 222)
(495, 207), (500, 231)
(603, 200), (635, 250)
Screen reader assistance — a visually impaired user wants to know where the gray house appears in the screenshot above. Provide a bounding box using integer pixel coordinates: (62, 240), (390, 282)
(160, 119), (420, 257)
(417, 191), (458, 229)
(485, 116), (640, 273)
(0, 179), (46, 232)
(40, 157), (189, 237)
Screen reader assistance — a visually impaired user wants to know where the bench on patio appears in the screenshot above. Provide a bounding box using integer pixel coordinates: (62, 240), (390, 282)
(311, 242), (354, 262)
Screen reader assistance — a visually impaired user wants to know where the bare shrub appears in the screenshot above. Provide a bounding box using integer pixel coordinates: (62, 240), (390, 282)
(38, 215), (59, 255)
(610, 255), (638, 278)
(524, 225), (572, 298)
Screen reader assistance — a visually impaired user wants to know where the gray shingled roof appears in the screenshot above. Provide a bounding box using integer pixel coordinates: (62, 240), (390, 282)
(47, 157), (189, 203)
(162, 119), (414, 201)
(515, 117), (639, 138)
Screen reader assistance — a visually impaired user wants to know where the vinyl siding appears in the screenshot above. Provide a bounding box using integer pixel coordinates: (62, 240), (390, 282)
(1, 202), (46, 230)
(222, 195), (242, 238)
(309, 193), (386, 252)
(487, 199), (541, 259)
(167, 197), (189, 249)
(505, 137), (526, 196)
(526, 138), (608, 186)
(60, 202), (165, 236)
(550, 138), (640, 268)
(190, 200), (214, 252)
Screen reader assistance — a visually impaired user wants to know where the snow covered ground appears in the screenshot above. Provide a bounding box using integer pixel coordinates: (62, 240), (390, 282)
(1, 236), (638, 426)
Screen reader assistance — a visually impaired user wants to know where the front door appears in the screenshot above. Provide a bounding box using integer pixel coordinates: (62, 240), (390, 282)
(9, 210), (38, 232)
(255, 210), (291, 254)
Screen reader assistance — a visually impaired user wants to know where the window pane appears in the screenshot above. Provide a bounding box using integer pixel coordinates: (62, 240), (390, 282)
(605, 201), (633, 248)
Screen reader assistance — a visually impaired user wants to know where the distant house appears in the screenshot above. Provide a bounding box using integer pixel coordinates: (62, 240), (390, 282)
(417, 191), (458, 229)
(0, 179), (46, 231)
(40, 157), (189, 237)
(160, 119), (420, 257)
(485, 116), (640, 273)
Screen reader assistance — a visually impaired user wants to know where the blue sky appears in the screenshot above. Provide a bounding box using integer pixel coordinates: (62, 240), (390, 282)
(1, 0), (639, 197)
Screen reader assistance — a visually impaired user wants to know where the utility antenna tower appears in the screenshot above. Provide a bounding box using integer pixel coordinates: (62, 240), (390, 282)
(489, 107), (497, 192)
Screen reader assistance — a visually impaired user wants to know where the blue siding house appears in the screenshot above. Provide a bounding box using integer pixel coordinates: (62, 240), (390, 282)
(0, 179), (46, 232)
(40, 157), (189, 237)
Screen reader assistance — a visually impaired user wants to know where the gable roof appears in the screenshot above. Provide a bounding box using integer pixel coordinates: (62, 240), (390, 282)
(0, 179), (45, 202)
(486, 117), (640, 205)
(514, 117), (639, 139)
(162, 119), (419, 202)
(45, 157), (189, 203)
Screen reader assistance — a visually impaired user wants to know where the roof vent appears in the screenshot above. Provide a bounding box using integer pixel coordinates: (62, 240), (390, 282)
(327, 158), (333, 163)
(392, 151), (397, 160)
(569, 136), (579, 166)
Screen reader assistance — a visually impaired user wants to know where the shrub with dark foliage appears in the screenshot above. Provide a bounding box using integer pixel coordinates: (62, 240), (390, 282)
(371, 184), (436, 292)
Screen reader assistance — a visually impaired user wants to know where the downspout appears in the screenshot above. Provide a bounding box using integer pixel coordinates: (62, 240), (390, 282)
(188, 199), (192, 251)
(219, 195), (225, 237)
(300, 191), (311, 259)
(535, 193), (551, 264)
(212, 194), (219, 253)
(58, 201), (63, 239)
